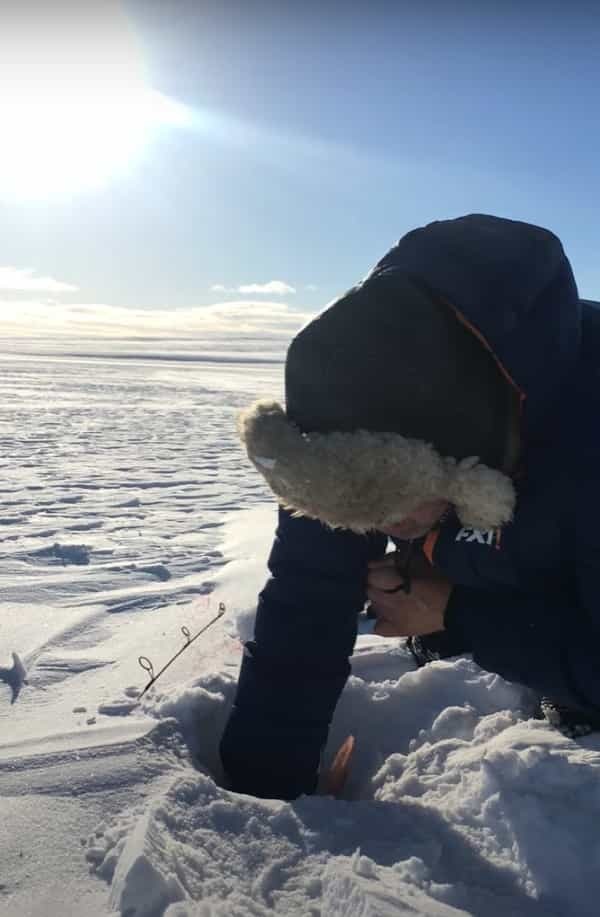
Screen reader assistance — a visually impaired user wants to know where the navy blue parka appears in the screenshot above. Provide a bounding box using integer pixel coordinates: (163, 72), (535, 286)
(220, 215), (600, 800)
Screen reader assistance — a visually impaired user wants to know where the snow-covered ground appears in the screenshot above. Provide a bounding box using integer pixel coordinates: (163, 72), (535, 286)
(2, 344), (600, 917)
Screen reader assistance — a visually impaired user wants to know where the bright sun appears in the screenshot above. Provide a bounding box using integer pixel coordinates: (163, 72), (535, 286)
(0, 7), (189, 199)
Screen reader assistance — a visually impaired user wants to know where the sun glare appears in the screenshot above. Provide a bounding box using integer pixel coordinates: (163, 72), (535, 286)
(0, 8), (190, 198)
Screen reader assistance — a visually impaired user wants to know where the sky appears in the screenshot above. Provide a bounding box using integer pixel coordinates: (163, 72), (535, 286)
(1, 0), (599, 340)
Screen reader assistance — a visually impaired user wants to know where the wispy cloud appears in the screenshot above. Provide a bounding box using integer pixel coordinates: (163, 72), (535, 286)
(210, 280), (296, 296)
(0, 296), (312, 358)
(0, 266), (78, 293)
(239, 281), (296, 295)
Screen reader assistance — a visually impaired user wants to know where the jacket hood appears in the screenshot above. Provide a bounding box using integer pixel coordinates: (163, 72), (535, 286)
(371, 214), (582, 441)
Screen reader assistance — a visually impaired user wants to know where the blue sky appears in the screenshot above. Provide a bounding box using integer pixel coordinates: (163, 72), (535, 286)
(1, 0), (599, 336)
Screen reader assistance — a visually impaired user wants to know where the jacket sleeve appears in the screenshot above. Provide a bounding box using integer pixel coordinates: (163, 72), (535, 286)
(441, 473), (600, 713)
(219, 507), (387, 800)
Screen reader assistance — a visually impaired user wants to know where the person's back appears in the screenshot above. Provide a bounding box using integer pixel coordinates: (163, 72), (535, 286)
(220, 213), (600, 800)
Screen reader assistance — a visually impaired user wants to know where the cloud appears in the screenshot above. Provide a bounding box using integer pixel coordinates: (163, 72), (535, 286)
(210, 280), (296, 296)
(239, 281), (296, 295)
(0, 296), (313, 358)
(0, 266), (78, 293)
(305, 284), (319, 292)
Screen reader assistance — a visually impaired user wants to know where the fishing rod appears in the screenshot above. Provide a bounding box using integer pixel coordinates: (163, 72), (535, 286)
(138, 601), (226, 697)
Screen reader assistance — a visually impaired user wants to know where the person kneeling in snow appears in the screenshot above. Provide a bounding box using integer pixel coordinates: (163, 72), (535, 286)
(220, 213), (600, 800)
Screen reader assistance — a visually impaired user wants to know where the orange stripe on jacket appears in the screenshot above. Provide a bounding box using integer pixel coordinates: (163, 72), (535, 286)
(423, 529), (441, 566)
(439, 295), (527, 419)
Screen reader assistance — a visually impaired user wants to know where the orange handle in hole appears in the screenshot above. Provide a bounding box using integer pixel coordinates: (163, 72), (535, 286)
(325, 735), (355, 798)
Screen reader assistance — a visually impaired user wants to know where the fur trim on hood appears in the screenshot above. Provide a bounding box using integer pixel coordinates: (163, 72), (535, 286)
(238, 400), (516, 533)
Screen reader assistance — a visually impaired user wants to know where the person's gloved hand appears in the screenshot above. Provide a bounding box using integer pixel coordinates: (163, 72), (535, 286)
(367, 555), (453, 637)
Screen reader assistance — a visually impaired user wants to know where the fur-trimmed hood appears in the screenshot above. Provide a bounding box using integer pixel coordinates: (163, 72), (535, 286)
(237, 215), (582, 533)
(239, 400), (515, 533)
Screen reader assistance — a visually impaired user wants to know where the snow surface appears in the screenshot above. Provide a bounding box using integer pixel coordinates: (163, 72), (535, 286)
(2, 346), (600, 916)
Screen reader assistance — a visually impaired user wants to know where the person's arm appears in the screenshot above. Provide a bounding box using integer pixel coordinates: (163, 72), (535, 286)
(220, 507), (386, 799)
(441, 474), (600, 713)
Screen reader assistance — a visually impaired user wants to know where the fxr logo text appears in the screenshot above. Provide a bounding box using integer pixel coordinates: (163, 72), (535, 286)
(455, 527), (502, 548)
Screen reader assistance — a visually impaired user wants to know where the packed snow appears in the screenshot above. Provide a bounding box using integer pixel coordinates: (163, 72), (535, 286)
(1, 343), (599, 916)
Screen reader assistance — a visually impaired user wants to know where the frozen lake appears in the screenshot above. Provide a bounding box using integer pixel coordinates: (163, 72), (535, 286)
(1, 348), (283, 744)
(1, 348), (281, 591)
